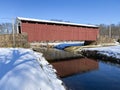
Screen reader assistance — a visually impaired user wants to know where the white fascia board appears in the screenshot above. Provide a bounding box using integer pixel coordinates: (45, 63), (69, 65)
(17, 17), (98, 28)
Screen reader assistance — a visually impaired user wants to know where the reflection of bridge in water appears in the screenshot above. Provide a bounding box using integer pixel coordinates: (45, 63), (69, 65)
(33, 47), (83, 61)
(51, 58), (98, 77)
(33, 48), (99, 77)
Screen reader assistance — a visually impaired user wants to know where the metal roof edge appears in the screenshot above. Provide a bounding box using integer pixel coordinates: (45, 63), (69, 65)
(17, 17), (99, 28)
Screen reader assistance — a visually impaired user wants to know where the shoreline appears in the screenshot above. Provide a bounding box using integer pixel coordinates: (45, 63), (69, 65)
(80, 46), (120, 64)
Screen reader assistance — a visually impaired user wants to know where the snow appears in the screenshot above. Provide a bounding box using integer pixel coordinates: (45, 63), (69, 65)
(49, 41), (84, 46)
(17, 17), (98, 28)
(30, 41), (84, 47)
(0, 48), (65, 90)
(85, 45), (120, 59)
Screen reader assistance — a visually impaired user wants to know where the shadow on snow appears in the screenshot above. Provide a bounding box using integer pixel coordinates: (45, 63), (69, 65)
(0, 49), (34, 80)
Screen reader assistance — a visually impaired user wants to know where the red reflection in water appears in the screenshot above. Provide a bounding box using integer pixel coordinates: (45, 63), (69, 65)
(51, 58), (98, 77)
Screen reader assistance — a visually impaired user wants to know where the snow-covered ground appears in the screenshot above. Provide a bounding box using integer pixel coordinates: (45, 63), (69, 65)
(30, 41), (84, 47)
(0, 48), (65, 90)
(84, 45), (120, 59)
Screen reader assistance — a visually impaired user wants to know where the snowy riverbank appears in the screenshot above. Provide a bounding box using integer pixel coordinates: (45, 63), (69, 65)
(82, 45), (120, 63)
(0, 48), (65, 90)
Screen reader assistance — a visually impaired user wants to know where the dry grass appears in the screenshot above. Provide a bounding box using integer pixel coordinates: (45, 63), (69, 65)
(0, 33), (30, 48)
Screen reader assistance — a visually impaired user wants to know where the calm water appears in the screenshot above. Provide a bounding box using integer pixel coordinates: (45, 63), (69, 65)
(62, 60), (120, 90)
(36, 48), (120, 90)
(33, 47), (82, 61)
(51, 58), (98, 77)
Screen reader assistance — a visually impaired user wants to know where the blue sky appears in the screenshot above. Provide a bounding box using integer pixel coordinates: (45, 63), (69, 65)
(0, 0), (120, 25)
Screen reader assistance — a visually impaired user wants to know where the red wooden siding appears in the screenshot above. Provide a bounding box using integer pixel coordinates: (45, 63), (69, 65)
(21, 21), (99, 42)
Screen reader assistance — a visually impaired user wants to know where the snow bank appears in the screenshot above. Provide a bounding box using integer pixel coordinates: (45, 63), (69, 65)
(85, 45), (120, 59)
(30, 41), (84, 47)
(0, 48), (65, 90)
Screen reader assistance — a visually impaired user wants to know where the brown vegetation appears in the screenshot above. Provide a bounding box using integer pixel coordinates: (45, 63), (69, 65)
(0, 33), (29, 48)
(93, 36), (115, 45)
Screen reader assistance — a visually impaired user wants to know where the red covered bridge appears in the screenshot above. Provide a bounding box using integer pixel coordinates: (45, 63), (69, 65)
(16, 17), (99, 42)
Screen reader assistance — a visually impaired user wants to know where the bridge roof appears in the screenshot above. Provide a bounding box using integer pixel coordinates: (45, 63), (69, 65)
(17, 17), (99, 28)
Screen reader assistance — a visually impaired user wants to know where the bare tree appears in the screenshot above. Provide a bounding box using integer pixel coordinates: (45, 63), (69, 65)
(0, 23), (12, 34)
(99, 23), (120, 39)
